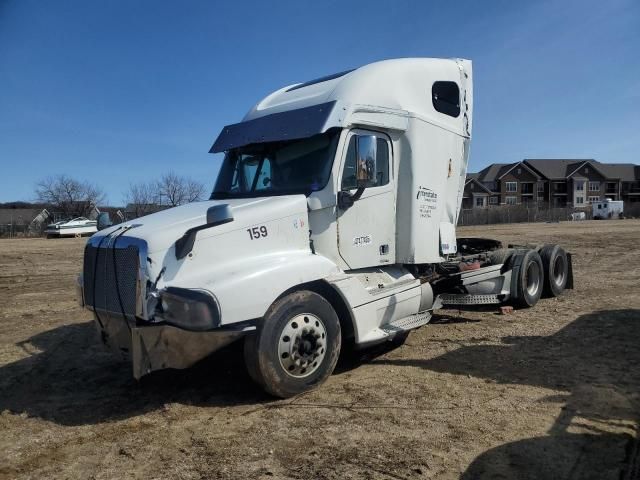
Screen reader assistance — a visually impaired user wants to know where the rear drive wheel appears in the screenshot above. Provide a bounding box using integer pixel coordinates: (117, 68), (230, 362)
(513, 250), (544, 308)
(489, 248), (513, 266)
(244, 290), (341, 398)
(539, 244), (568, 297)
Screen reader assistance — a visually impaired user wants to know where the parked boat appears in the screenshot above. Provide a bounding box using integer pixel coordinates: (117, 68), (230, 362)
(45, 217), (97, 238)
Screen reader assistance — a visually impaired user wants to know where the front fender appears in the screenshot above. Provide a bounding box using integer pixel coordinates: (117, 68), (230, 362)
(172, 252), (341, 325)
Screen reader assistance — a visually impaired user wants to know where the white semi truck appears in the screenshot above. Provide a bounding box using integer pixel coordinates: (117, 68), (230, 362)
(78, 58), (572, 397)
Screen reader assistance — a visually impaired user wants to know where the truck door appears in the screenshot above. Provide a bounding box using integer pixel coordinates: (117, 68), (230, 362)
(337, 129), (396, 269)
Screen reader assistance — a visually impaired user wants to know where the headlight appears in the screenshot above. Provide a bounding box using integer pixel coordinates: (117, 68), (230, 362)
(159, 287), (221, 331)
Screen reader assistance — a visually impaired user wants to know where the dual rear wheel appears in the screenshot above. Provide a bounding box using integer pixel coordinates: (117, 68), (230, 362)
(512, 245), (569, 308)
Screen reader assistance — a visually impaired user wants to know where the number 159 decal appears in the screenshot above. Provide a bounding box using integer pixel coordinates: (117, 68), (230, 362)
(247, 225), (268, 240)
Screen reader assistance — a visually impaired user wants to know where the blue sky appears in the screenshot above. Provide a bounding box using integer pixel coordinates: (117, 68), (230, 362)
(1, 0), (639, 205)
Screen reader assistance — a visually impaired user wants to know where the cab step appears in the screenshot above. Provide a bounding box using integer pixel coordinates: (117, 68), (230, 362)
(381, 311), (432, 334)
(440, 293), (504, 305)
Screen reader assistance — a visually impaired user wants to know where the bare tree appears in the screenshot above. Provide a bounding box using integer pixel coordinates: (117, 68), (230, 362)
(124, 181), (159, 218)
(35, 174), (105, 218)
(155, 171), (205, 207)
(124, 173), (206, 219)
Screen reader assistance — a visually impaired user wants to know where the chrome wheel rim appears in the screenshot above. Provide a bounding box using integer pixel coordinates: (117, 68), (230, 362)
(278, 314), (326, 378)
(525, 261), (541, 296)
(553, 256), (566, 286)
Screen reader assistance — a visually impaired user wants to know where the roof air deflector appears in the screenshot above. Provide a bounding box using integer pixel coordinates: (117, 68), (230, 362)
(286, 69), (355, 92)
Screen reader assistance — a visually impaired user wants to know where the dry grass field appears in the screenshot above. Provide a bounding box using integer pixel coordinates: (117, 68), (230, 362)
(1, 220), (639, 479)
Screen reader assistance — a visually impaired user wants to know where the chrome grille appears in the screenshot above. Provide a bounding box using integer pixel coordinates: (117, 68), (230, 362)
(83, 242), (140, 316)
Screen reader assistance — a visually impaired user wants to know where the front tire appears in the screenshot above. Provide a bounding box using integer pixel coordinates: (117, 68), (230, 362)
(244, 290), (341, 398)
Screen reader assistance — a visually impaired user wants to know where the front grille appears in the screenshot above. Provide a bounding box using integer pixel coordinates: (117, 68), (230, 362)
(83, 243), (140, 316)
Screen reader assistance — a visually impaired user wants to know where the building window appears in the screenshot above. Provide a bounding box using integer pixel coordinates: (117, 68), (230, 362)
(432, 81), (460, 118)
(505, 196), (517, 205)
(554, 182), (567, 193)
(475, 197), (485, 207)
(537, 183), (545, 193)
(589, 181), (600, 192)
(576, 196), (584, 205)
(489, 196), (498, 204)
(506, 182), (517, 192)
(588, 196), (600, 203)
(521, 183), (533, 194)
(517, 168), (521, 174)
(575, 180), (584, 191)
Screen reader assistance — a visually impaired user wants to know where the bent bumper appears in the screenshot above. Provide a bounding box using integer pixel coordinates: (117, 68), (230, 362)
(94, 312), (255, 379)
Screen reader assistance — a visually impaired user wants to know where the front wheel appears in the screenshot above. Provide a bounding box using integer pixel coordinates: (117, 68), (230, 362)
(244, 290), (341, 398)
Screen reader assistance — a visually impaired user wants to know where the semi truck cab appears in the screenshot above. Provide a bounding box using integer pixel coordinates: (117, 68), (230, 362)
(79, 58), (572, 397)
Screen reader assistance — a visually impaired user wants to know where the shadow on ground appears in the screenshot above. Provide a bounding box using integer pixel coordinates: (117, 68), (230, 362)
(374, 309), (640, 480)
(0, 321), (270, 425)
(2, 310), (639, 478)
(0, 320), (400, 426)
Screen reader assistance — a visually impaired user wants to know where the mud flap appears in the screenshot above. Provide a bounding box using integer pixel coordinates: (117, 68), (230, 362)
(566, 252), (574, 290)
(508, 252), (525, 301)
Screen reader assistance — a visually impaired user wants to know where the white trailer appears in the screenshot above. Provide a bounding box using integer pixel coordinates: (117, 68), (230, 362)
(78, 58), (573, 397)
(593, 199), (623, 219)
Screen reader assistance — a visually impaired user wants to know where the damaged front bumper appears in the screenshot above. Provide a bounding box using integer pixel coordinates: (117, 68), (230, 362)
(94, 312), (255, 379)
(80, 233), (256, 379)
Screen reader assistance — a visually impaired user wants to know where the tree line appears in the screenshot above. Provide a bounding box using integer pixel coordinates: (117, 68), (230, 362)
(35, 172), (206, 219)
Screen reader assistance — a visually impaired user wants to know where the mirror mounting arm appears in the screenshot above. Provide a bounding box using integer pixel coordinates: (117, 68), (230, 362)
(337, 187), (365, 210)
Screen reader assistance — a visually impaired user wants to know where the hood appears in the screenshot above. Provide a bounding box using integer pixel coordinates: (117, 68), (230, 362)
(95, 195), (308, 254)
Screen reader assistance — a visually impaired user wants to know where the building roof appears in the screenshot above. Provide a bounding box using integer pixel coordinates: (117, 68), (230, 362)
(471, 159), (639, 184)
(524, 159), (593, 179)
(524, 159), (640, 181)
(498, 161), (541, 180)
(476, 163), (512, 182)
(464, 176), (493, 194)
(597, 163), (639, 181)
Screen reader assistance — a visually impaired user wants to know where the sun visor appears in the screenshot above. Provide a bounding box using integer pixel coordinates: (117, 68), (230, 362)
(210, 101), (343, 153)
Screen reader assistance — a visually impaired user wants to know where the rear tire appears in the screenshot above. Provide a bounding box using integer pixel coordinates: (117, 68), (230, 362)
(512, 250), (544, 308)
(489, 248), (513, 266)
(539, 244), (568, 297)
(244, 290), (341, 398)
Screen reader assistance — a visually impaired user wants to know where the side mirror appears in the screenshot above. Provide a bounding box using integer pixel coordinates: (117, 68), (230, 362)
(96, 212), (112, 231)
(175, 204), (234, 260)
(356, 135), (377, 188)
(206, 204), (234, 225)
(338, 135), (377, 210)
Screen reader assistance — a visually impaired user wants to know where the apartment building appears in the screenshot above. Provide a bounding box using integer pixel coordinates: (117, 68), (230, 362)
(463, 159), (640, 209)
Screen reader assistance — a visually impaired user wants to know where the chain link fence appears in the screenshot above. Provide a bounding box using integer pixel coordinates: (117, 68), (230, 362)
(0, 221), (48, 238)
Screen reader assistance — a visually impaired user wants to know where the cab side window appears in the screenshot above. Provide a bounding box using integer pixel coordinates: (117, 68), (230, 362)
(341, 135), (390, 190)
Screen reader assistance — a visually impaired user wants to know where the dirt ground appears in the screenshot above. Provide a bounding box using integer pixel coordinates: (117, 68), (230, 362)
(1, 220), (639, 480)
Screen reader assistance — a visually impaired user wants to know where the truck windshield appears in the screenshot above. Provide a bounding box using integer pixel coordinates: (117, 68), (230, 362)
(211, 129), (340, 199)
